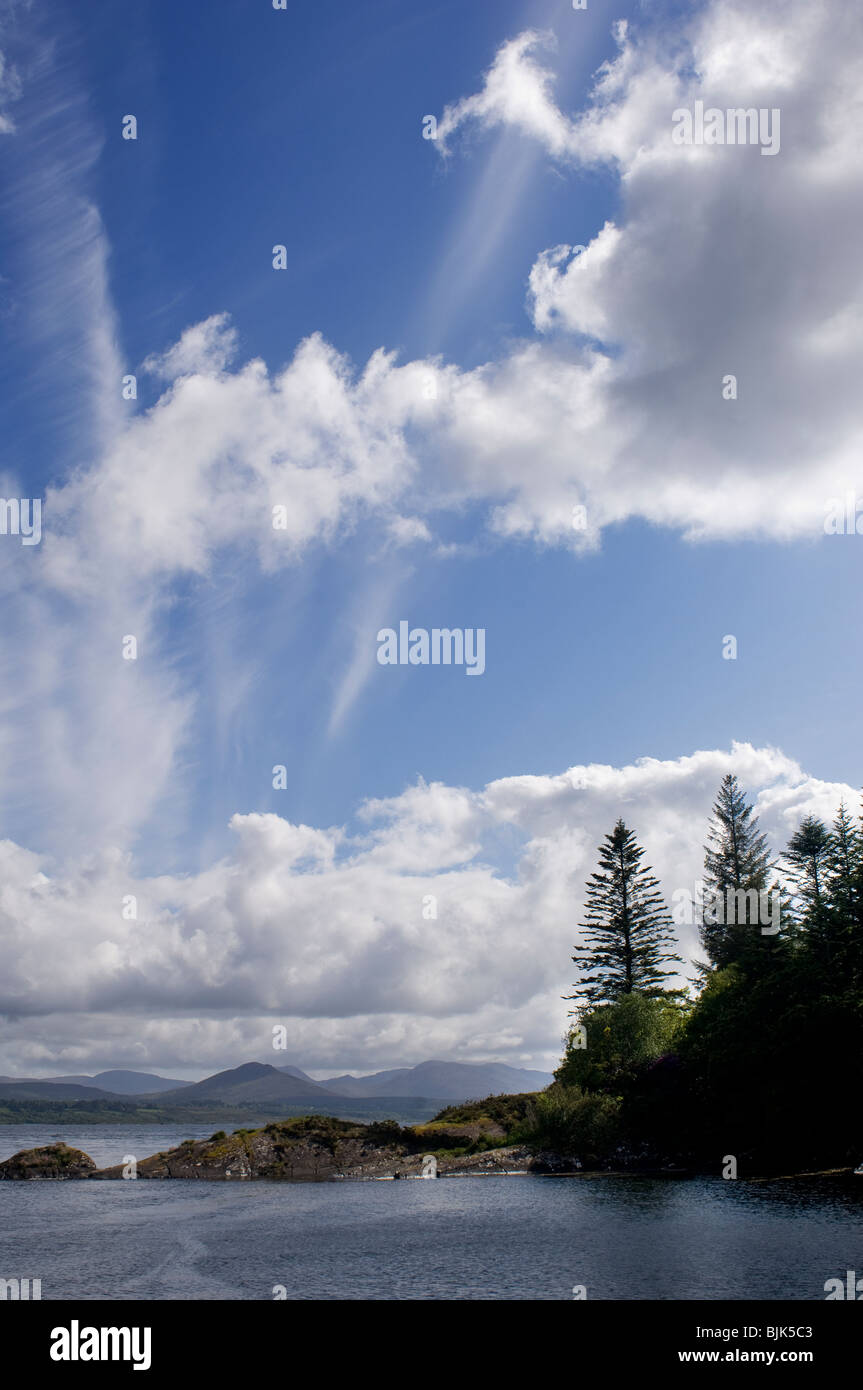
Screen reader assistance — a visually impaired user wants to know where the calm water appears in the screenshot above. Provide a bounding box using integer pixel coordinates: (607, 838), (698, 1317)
(0, 1123), (277, 1169)
(1, 1126), (861, 1299)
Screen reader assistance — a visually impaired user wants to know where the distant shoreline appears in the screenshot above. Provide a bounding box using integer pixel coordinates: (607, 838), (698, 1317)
(0, 1097), (446, 1126)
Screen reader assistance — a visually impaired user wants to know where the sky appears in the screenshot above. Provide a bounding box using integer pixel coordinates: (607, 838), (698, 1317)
(0, 0), (861, 1080)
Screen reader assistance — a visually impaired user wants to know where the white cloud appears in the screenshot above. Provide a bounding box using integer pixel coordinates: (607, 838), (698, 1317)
(0, 743), (852, 1075)
(429, 1), (863, 543)
(142, 312), (239, 380)
(436, 30), (577, 158)
(387, 515), (432, 547)
(41, 333), (425, 594)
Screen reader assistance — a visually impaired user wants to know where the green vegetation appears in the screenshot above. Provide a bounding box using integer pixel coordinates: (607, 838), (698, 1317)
(556, 992), (684, 1094)
(513, 1087), (622, 1159)
(432, 1093), (537, 1128)
(410, 1119), (510, 1158)
(540, 776), (863, 1173)
(0, 1098), (185, 1124)
(699, 773), (776, 970)
(567, 819), (682, 1005)
(257, 1116), (375, 1162)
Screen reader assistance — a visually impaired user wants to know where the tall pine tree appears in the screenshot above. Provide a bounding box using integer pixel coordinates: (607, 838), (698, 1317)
(784, 814), (832, 916)
(567, 819), (681, 1007)
(700, 773), (774, 969)
(825, 800), (861, 925)
(804, 798), (863, 981)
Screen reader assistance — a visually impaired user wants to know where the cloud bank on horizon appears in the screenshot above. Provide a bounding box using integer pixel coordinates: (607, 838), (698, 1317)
(0, 742), (855, 1075)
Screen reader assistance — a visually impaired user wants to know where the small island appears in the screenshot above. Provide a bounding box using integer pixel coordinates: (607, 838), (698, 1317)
(0, 1104), (540, 1182)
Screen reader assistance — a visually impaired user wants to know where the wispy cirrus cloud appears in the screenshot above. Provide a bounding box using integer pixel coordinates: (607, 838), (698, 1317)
(0, 19), (123, 457)
(0, 46), (20, 132)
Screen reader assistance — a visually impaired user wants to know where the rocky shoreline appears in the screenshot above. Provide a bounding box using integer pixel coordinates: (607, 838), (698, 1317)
(1, 1126), (855, 1183)
(0, 1117), (546, 1183)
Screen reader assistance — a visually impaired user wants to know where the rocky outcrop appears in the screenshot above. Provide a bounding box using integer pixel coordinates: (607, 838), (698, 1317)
(435, 1144), (532, 1175)
(94, 1119), (409, 1181)
(0, 1142), (97, 1180)
(0, 1120), (535, 1181)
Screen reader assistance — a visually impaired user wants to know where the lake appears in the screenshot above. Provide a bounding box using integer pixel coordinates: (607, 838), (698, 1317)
(1, 1126), (861, 1299)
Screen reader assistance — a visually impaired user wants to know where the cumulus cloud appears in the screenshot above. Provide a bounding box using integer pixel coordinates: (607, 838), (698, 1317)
(0, 743), (852, 1075)
(36, 331), (442, 600)
(142, 312), (239, 381)
(436, 30), (578, 158)
(430, 1), (863, 542)
(22, 0), (859, 617)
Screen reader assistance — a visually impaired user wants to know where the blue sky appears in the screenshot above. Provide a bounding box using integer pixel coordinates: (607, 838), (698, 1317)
(0, 0), (860, 1076)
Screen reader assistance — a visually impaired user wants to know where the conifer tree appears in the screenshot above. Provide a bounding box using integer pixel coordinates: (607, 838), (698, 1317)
(825, 800), (861, 924)
(567, 818), (681, 1008)
(784, 815), (832, 917)
(805, 798), (863, 981)
(700, 773), (774, 969)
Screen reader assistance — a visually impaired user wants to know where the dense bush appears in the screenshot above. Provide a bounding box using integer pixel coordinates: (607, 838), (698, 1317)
(514, 1084), (622, 1159)
(432, 1093), (538, 1127)
(556, 993), (684, 1095)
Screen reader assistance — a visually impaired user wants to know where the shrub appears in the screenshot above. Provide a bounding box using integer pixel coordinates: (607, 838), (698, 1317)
(431, 1093), (539, 1130)
(365, 1119), (404, 1147)
(556, 993), (684, 1095)
(514, 1084), (622, 1159)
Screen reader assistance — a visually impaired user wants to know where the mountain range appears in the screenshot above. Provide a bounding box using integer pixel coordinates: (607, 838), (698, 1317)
(0, 1059), (552, 1105)
(307, 1060), (553, 1100)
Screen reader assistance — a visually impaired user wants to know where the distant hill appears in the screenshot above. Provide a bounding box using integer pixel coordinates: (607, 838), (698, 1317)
(0, 1070), (186, 1094)
(93, 1070), (185, 1094)
(48, 1070), (186, 1094)
(314, 1060), (553, 1100)
(20, 1075), (103, 1087)
(276, 1065), (318, 1084)
(0, 1080), (119, 1101)
(319, 1068), (404, 1096)
(165, 1062), (334, 1105)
